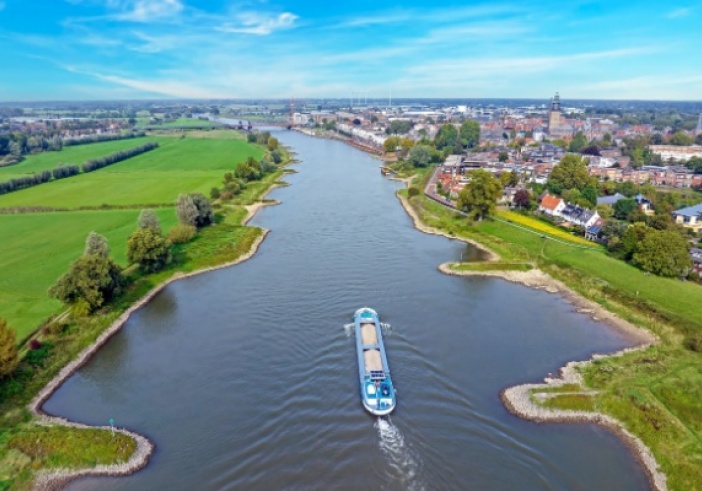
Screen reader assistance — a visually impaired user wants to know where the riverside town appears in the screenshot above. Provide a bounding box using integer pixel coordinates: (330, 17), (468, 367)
(0, 2), (701, 491)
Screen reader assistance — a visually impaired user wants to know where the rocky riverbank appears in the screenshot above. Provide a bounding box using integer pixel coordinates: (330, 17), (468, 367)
(396, 191), (668, 491)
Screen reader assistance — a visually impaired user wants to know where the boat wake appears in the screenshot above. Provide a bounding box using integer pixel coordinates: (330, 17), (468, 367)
(343, 323), (354, 337)
(375, 418), (425, 491)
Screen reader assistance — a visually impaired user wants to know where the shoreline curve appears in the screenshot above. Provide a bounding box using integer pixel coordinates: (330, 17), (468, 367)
(28, 229), (269, 490)
(395, 193), (667, 491)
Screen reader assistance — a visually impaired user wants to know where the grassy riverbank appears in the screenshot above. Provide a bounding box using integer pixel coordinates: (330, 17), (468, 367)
(399, 185), (702, 490)
(0, 131), (289, 490)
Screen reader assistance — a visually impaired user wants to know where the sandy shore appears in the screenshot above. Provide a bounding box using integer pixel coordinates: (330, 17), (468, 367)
(243, 200), (281, 224)
(397, 193), (667, 490)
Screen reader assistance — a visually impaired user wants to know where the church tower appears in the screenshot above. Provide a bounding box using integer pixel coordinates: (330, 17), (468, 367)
(548, 92), (561, 134)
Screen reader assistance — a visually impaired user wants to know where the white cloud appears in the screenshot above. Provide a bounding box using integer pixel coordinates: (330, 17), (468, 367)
(666, 7), (693, 18)
(218, 12), (298, 35)
(116, 0), (183, 21)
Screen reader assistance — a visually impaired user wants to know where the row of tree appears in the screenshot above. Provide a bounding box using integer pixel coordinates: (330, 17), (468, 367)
(0, 142), (159, 196)
(63, 131), (147, 147)
(0, 171), (51, 195)
(82, 142), (158, 173)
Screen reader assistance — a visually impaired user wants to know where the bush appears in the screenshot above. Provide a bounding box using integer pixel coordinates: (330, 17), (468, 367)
(219, 190), (233, 201)
(127, 228), (171, 273)
(407, 187), (420, 198)
(210, 187), (221, 199)
(28, 339), (42, 350)
(168, 224), (197, 244)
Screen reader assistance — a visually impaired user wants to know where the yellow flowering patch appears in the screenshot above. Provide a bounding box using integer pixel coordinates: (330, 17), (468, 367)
(497, 210), (597, 247)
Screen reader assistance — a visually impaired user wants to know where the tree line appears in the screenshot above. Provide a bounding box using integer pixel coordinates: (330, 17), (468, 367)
(63, 131), (146, 147)
(82, 141), (158, 173)
(0, 142), (159, 195)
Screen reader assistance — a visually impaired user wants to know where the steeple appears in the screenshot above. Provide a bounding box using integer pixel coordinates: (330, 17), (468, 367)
(551, 92), (561, 112)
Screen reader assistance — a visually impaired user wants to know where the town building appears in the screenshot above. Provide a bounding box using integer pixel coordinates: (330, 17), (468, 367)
(649, 145), (702, 162)
(672, 203), (702, 232)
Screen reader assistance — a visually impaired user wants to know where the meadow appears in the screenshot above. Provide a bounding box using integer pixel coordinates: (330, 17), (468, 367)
(0, 136), (263, 209)
(0, 137), (155, 180)
(0, 209), (178, 339)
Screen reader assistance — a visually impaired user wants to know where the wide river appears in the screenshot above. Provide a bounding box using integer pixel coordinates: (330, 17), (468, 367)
(46, 129), (650, 490)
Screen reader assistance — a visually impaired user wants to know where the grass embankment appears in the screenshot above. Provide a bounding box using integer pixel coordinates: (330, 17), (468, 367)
(3, 425), (136, 486)
(0, 137), (263, 210)
(0, 131), (286, 490)
(401, 186), (702, 490)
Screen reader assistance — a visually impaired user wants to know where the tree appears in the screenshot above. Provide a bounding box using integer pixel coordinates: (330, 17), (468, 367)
(210, 187), (221, 199)
(267, 137), (279, 151)
(189, 193), (215, 227)
(581, 184), (598, 208)
(633, 229), (691, 277)
(668, 130), (694, 146)
(127, 228), (171, 273)
(84, 232), (110, 258)
(0, 318), (19, 378)
(49, 254), (123, 313)
(460, 120), (480, 148)
(596, 204), (613, 219)
(138, 209), (161, 233)
(456, 170), (503, 221)
(409, 145), (431, 167)
(386, 119), (412, 135)
(176, 194), (198, 226)
(616, 222), (649, 260)
(547, 154), (591, 194)
(513, 189), (531, 209)
(383, 136), (400, 153)
(434, 124), (460, 152)
(569, 131), (588, 153)
(613, 198), (638, 220)
(498, 151), (509, 162)
(507, 170), (519, 187)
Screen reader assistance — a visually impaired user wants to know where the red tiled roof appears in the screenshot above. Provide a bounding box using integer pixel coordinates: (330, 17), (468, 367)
(540, 194), (563, 211)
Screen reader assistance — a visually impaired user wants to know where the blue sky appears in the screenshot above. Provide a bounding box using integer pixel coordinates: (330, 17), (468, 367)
(1, 0), (700, 101)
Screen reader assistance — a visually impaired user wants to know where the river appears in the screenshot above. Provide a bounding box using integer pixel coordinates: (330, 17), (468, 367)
(44, 129), (650, 490)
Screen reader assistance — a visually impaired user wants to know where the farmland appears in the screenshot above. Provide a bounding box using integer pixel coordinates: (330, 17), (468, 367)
(0, 209), (178, 339)
(0, 137), (155, 180)
(0, 132), (265, 337)
(0, 137), (263, 209)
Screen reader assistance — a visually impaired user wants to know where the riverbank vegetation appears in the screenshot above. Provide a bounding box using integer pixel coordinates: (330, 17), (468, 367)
(0, 128), (289, 490)
(400, 178), (702, 490)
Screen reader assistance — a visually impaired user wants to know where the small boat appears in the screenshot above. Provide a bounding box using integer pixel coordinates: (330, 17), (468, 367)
(354, 307), (396, 416)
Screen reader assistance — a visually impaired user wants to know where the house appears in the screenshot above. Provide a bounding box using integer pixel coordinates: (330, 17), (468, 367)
(597, 193), (626, 206)
(539, 194), (565, 217)
(634, 194), (654, 215)
(672, 203), (702, 232)
(560, 204), (600, 228)
(585, 218), (604, 241)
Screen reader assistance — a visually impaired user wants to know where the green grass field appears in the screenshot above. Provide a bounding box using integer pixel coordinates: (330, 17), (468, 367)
(0, 137), (263, 209)
(0, 137), (155, 180)
(140, 118), (220, 128)
(0, 209), (178, 339)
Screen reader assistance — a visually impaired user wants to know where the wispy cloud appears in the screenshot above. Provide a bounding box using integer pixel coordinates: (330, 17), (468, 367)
(666, 7), (693, 18)
(217, 12), (298, 35)
(115, 0), (183, 21)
